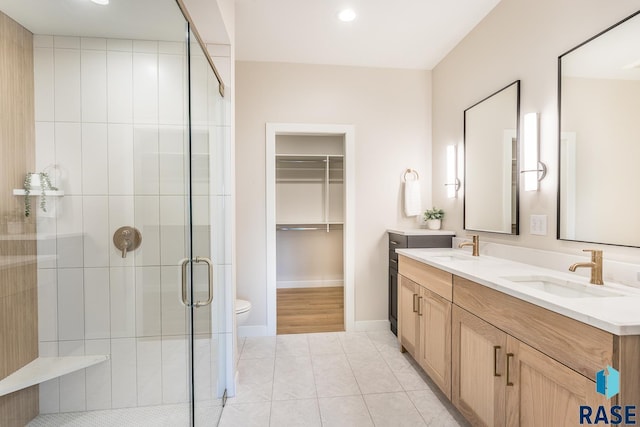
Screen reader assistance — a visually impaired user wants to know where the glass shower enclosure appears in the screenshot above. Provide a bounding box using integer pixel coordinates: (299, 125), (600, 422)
(0, 0), (229, 425)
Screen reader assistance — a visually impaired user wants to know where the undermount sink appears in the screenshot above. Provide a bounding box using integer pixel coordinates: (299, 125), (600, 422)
(426, 253), (476, 262)
(501, 275), (625, 298)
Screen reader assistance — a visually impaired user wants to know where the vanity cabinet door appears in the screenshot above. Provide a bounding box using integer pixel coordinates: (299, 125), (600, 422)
(418, 288), (451, 399)
(505, 336), (609, 426)
(452, 305), (507, 427)
(398, 275), (420, 357)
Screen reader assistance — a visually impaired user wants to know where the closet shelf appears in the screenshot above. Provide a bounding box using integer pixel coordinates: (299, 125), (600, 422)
(0, 355), (109, 397)
(276, 178), (344, 183)
(276, 221), (344, 225)
(13, 189), (64, 197)
(276, 222), (343, 231)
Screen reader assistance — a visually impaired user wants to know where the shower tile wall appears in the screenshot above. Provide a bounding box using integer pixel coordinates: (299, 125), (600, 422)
(32, 35), (228, 413)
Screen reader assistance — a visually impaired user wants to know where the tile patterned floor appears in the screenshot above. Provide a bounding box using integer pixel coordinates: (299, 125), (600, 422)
(223, 329), (468, 426)
(29, 330), (468, 426)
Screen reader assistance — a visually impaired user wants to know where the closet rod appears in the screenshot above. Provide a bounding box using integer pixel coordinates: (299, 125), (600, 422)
(277, 227), (322, 231)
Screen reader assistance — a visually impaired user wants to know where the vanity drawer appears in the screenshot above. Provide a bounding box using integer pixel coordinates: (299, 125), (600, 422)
(389, 254), (399, 268)
(388, 233), (408, 250)
(453, 275), (613, 380)
(398, 255), (452, 301)
(390, 233), (454, 251)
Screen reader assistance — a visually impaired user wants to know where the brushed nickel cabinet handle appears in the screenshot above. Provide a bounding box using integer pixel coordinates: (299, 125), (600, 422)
(417, 296), (423, 316)
(506, 353), (514, 386)
(412, 293), (418, 312)
(494, 346), (501, 377)
(390, 241), (399, 246)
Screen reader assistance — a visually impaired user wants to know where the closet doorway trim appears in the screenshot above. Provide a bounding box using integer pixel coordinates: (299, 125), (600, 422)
(265, 123), (355, 335)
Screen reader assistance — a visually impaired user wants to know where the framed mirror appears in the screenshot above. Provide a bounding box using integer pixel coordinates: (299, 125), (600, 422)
(464, 80), (520, 235)
(558, 11), (640, 247)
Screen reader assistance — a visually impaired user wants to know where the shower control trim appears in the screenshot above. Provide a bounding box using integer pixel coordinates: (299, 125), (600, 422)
(113, 226), (142, 258)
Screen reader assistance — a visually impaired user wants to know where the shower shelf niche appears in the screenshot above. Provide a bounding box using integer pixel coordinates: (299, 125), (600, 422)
(0, 355), (109, 397)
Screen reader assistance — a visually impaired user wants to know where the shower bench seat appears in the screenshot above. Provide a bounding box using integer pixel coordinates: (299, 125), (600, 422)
(0, 355), (109, 397)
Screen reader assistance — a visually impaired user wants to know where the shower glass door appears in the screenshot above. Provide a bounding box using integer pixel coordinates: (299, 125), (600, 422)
(186, 26), (228, 425)
(0, 0), (229, 425)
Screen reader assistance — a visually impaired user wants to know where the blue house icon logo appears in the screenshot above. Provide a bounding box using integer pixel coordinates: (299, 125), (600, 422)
(596, 365), (620, 399)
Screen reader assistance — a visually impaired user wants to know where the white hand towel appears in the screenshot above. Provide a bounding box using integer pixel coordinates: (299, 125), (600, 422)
(404, 179), (421, 217)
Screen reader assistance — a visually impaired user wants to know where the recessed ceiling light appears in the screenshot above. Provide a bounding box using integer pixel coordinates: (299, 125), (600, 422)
(91, 0), (109, 5)
(338, 9), (356, 22)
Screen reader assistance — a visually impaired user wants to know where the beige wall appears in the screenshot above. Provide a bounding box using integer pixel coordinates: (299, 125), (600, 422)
(236, 61), (432, 327)
(432, 0), (640, 262)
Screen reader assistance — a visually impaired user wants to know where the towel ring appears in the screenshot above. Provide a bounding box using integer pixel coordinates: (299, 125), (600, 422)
(403, 168), (419, 182)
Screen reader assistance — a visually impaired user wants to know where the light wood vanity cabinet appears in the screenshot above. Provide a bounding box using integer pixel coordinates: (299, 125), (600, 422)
(417, 287), (451, 398)
(399, 275), (420, 358)
(398, 255), (639, 427)
(452, 305), (608, 426)
(452, 305), (507, 426)
(398, 256), (452, 398)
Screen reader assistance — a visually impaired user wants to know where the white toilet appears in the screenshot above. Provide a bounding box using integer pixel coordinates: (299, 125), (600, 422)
(235, 299), (252, 325)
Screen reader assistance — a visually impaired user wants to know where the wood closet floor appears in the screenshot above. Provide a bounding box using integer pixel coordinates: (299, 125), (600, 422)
(277, 287), (344, 334)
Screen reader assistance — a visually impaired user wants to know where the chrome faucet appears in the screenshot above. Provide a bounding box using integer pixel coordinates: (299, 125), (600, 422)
(569, 249), (603, 285)
(458, 234), (479, 256)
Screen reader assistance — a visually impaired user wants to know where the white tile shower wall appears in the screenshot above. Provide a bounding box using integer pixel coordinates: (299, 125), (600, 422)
(34, 34), (231, 414)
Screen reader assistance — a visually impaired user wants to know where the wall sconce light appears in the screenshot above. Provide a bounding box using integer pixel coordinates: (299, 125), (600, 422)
(445, 144), (460, 198)
(521, 112), (547, 191)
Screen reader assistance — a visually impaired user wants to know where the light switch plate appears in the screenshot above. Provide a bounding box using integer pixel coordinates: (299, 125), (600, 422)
(530, 214), (547, 236)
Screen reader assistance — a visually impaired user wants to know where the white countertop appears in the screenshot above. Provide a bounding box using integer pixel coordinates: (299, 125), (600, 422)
(395, 248), (640, 336)
(387, 228), (455, 236)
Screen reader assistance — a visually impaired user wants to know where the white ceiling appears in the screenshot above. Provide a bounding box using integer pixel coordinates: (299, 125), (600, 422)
(0, 0), (503, 70)
(0, 0), (227, 43)
(235, 0), (502, 70)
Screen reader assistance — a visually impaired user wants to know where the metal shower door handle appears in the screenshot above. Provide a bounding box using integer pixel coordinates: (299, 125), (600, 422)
(194, 257), (214, 308)
(180, 258), (190, 306)
(179, 257), (214, 308)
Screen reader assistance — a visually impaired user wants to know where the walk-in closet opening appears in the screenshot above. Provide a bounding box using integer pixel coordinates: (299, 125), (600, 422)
(266, 123), (355, 336)
(275, 135), (345, 334)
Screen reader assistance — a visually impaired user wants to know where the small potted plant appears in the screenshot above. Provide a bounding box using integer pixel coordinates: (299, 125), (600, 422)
(23, 172), (58, 217)
(423, 207), (444, 230)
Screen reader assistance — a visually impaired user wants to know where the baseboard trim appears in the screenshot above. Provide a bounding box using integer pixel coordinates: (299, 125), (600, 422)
(354, 320), (391, 332)
(238, 321), (389, 336)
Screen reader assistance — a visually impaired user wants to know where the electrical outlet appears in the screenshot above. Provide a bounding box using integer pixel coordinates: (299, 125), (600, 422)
(530, 215), (547, 236)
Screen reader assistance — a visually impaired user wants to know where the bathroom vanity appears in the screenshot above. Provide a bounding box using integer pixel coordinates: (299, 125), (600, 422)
(387, 229), (454, 335)
(396, 248), (640, 426)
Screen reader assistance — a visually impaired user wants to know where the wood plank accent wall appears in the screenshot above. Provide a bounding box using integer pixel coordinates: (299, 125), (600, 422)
(0, 10), (39, 427)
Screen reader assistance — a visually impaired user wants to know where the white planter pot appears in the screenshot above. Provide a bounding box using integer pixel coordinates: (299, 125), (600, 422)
(426, 219), (441, 230)
(27, 173), (42, 189)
